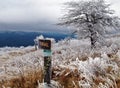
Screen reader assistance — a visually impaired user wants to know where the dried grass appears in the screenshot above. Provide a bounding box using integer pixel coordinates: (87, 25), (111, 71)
(0, 69), (43, 88)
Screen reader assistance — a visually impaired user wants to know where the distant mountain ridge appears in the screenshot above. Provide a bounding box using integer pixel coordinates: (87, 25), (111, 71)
(0, 31), (69, 47)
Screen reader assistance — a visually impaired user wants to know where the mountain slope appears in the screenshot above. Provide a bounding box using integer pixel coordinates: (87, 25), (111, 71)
(0, 37), (120, 88)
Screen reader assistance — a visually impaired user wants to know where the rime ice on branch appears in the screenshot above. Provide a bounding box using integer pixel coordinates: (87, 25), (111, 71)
(58, 0), (120, 49)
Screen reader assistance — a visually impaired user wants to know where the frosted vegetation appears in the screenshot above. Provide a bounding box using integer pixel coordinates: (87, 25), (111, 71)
(58, 0), (120, 49)
(0, 0), (120, 87)
(0, 34), (120, 88)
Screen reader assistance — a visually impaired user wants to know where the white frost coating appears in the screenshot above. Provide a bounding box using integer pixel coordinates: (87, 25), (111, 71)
(0, 35), (120, 87)
(37, 35), (44, 40)
(38, 80), (62, 88)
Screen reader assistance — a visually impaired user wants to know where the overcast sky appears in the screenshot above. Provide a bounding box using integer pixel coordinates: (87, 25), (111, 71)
(0, 0), (120, 32)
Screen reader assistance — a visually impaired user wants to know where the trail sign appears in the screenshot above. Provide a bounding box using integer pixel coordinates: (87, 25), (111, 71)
(39, 40), (51, 50)
(39, 39), (52, 84)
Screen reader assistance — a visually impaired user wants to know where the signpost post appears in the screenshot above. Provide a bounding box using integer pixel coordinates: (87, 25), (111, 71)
(39, 39), (52, 84)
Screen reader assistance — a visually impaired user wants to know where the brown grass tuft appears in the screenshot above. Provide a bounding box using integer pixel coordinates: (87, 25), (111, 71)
(0, 69), (44, 88)
(52, 68), (81, 88)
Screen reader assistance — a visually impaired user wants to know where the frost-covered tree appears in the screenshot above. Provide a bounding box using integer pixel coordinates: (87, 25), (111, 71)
(58, 0), (120, 49)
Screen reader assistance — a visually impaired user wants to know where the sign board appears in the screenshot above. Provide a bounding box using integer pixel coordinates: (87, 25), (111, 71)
(39, 39), (51, 50)
(44, 49), (52, 56)
(39, 39), (52, 84)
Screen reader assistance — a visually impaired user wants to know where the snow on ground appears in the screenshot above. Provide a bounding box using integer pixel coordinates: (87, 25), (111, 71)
(0, 49), (43, 80)
(0, 46), (33, 55)
(0, 36), (120, 87)
(0, 46), (35, 66)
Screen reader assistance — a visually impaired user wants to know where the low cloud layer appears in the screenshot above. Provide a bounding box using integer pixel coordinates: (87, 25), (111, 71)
(0, 0), (62, 23)
(0, 0), (119, 32)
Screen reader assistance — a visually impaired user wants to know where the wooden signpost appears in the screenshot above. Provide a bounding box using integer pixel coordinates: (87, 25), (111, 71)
(39, 39), (52, 84)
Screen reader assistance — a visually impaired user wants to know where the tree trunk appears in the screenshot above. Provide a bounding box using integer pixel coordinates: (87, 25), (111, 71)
(90, 36), (96, 49)
(87, 17), (97, 49)
(90, 30), (97, 49)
